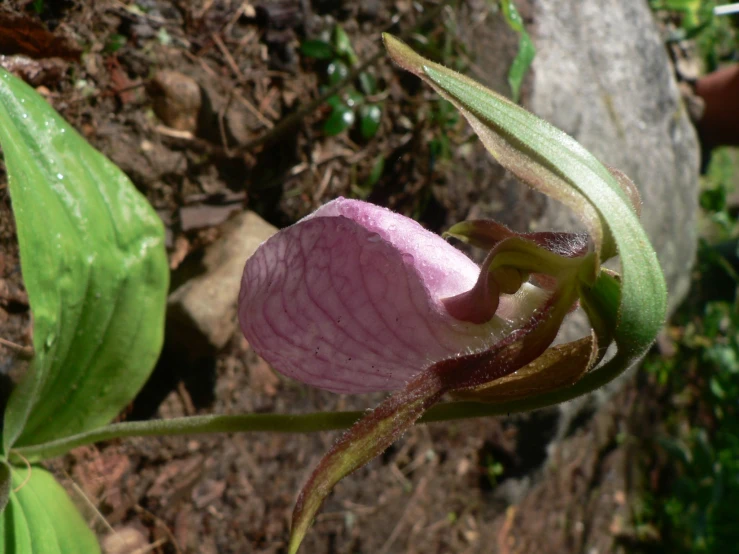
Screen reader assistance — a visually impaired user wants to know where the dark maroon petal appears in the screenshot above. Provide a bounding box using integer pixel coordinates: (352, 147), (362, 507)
(446, 219), (590, 258)
(288, 281), (579, 551)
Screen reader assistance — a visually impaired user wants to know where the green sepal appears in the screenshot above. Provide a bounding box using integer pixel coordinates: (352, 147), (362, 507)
(384, 33), (667, 380)
(484, 236), (590, 278)
(445, 219), (589, 258)
(579, 269), (621, 362)
(500, 0), (535, 103)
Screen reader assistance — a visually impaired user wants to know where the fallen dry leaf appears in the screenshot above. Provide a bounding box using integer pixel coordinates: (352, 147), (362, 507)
(0, 9), (81, 60)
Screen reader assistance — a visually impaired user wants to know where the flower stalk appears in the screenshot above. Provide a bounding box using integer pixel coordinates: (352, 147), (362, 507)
(245, 36), (666, 553)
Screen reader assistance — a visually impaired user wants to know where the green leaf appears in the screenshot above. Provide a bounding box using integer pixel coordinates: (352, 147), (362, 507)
(323, 103), (355, 136)
(699, 186), (726, 212)
(365, 155), (385, 188)
(332, 25), (358, 66)
(359, 104), (382, 139)
(352, 155), (385, 198)
(383, 34), (667, 380)
(0, 466), (101, 553)
(358, 71), (377, 96)
(103, 33), (127, 54)
(344, 88), (364, 108)
(300, 39), (334, 60)
(1, 493), (32, 554)
(324, 94), (342, 109)
(0, 71), (169, 450)
(710, 376), (726, 399)
(500, 0), (536, 102)
(326, 60), (349, 86)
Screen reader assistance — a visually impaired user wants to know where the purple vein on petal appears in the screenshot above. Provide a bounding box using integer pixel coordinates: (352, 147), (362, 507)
(325, 220), (440, 380)
(302, 237), (403, 382)
(284, 225), (390, 389)
(250, 227), (354, 388)
(243, 216), (457, 392)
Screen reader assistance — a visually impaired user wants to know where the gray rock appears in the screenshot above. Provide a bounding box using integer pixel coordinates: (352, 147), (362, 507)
(148, 70), (202, 133)
(529, 0), (699, 315)
(527, 0), (699, 440)
(167, 212), (277, 357)
(456, 0), (698, 314)
(451, 0), (700, 499)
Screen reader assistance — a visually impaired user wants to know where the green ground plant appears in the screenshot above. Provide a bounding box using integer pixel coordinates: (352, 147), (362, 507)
(649, 0), (738, 70)
(300, 25), (383, 138)
(0, 26), (664, 554)
(640, 147), (739, 553)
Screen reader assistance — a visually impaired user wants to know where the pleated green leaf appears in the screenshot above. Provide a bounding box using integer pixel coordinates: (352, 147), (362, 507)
(0, 467), (100, 553)
(0, 70), (169, 450)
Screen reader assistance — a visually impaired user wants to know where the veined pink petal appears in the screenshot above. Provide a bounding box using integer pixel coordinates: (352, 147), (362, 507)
(239, 198), (547, 394)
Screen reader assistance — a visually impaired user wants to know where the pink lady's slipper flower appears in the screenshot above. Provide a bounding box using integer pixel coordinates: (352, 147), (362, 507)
(239, 197), (597, 554)
(239, 197), (559, 394)
(236, 34), (666, 554)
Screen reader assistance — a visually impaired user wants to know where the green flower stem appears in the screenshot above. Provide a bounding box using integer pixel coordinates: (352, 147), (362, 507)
(11, 413), (362, 464)
(12, 358), (630, 465)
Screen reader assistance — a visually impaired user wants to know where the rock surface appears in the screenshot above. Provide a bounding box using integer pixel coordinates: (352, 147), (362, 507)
(457, 0), (698, 315)
(528, 0), (699, 429)
(148, 70), (202, 133)
(167, 212), (277, 357)
(529, 0), (699, 315)
(448, 0), (701, 503)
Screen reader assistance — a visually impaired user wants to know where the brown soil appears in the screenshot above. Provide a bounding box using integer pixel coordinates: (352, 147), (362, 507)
(0, 1), (645, 553)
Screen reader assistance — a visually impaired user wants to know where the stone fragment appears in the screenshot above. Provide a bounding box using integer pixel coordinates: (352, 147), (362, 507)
(179, 204), (241, 232)
(148, 70), (202, 132)
(167, 212), (277, 357)
(102, 527), (148, 554)
(447, 0), (701, 496)
(529, 0), (699, 315)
